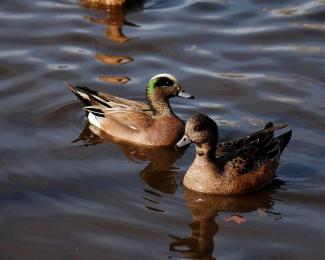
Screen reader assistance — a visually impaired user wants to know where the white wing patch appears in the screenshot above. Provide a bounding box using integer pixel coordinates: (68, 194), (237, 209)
(88, 113), (102, 129)
(128, 125), (137, 130)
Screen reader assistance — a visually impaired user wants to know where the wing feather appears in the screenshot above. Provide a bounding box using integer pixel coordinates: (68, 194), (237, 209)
(216, 122), (291, 175)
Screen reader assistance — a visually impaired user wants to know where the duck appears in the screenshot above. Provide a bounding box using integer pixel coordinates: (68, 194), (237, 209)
(80, 0), (126, 8)
(176, 113), (292, 194)
(68, 74), (194, 147)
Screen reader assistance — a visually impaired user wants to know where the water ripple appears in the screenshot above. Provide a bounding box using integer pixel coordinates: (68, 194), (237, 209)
(0, 0), (325, 259)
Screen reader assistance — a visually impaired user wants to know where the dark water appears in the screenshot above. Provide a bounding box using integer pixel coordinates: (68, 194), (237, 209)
(1, 0), (325, 259)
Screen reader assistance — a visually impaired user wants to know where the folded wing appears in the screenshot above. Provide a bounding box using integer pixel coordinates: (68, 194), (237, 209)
(216, 122), (292, 175)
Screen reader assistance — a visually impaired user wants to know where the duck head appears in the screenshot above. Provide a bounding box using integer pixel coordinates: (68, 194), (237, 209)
(146, 73), (194, 116)
(147, 73), (194, 99)
(176, 114), (219, 154)
(146, 74), (194, 116)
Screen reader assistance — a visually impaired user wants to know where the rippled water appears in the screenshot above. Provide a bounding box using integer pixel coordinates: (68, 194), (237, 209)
(1, 0), (325, 259)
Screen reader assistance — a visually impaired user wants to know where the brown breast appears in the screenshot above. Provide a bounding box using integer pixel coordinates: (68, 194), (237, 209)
(146, 116), (184, 146)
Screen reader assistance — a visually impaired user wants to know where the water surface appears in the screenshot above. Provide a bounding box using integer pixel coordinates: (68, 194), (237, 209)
(0, 0), (325, 259)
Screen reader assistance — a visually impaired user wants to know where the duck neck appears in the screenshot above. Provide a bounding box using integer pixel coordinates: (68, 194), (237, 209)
(147, 94), (175, 117)
(194, 143), (217, 167)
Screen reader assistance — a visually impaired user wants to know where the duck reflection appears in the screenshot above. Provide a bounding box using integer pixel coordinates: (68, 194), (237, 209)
(170, 183), (282, 259)
(80, 0), (143, 84)
(80, 0), (143, 44)
(73, 123), (185, 194)
(95, 53), (133, 65)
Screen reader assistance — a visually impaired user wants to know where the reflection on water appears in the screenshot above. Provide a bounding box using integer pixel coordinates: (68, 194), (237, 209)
(95, 53), (133, 65)
(80, 0), (143, 84)
(80, 0), (142, 43)
(170, 185), (281, 259)
(1, 0), (325, 258)
(99, 74), (131, 83)
(74, 122), (185, 194)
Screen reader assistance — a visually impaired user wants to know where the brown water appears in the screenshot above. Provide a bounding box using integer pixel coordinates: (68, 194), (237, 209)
(1, 0), (325, 259)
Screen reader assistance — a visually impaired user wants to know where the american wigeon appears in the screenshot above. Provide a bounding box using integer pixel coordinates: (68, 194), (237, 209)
(68, 74), (194, 147)
(176, 114), (292, 194)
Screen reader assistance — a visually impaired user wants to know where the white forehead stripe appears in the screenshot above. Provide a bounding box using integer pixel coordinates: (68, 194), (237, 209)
(150, 73), (179, 84)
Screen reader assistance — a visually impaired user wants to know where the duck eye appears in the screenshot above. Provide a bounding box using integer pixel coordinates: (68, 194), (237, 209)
(163, 79), (173, 86)
(157, 77), (173, 87)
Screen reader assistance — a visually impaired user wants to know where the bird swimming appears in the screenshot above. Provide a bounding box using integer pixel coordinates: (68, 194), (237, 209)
(176, 113), (292, 194)
(68, 73), (194, 147)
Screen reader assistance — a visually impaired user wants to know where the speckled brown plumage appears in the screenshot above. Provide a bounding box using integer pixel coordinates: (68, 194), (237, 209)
(178, 114), (292, 194)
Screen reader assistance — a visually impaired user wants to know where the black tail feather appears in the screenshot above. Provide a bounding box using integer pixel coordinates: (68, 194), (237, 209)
(264, 122), (274, 138)
(67, 83), (99, 106)
(67, 83), (114, 109)
(267, 146), (281, 161)
(88, 93), (112, 108)
(76, 86), (98, 96)
(83, 107), (105, 118)
(67, 84), (91, 106)
(277, 130), (292, 154)
(264, 122), (273, 129)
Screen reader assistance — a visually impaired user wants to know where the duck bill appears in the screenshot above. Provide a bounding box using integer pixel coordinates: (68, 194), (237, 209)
(178, 90), (194, 99)
(176, 134), (192, 148)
